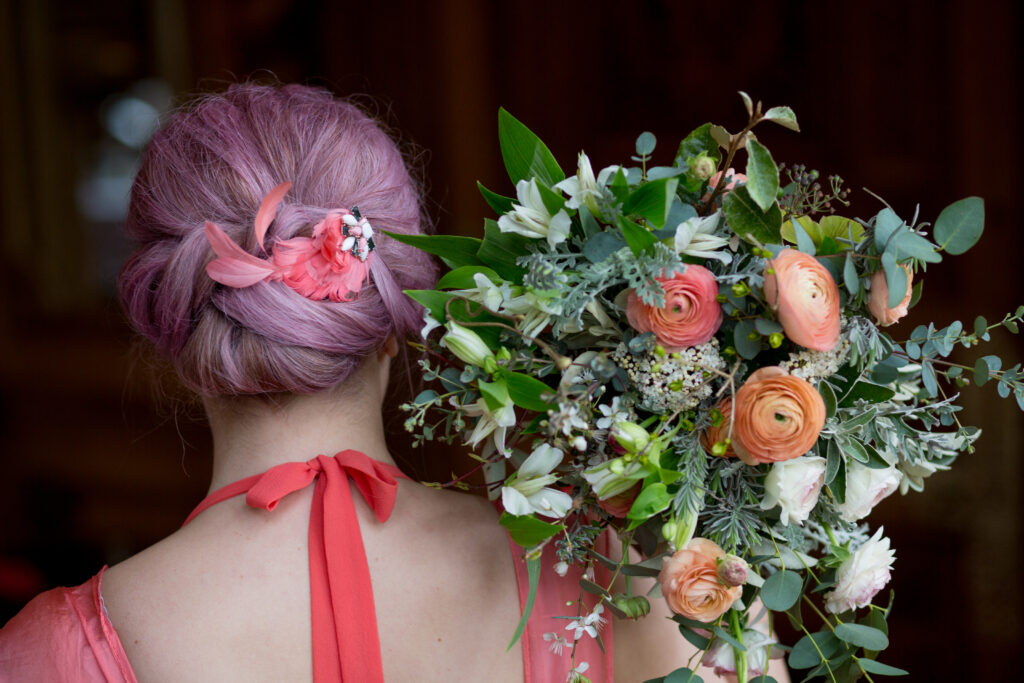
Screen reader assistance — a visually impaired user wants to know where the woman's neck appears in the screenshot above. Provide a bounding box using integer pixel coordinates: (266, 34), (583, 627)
(203, 355), (395, 491)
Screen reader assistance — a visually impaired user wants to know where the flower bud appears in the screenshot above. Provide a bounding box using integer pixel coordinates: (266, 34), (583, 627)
(717, 554), (748, 587)
(609, 421), (652, 455)
(611, 594), (652, 619)
(555, 355), (573, 371)
(554, 561), (569, 577)
(691, 153), (717, 180)
(768, 332), (785, 348)
(441, 321), (495, 368)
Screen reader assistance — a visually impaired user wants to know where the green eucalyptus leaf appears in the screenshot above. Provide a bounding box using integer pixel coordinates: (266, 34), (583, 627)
(789, 631), (842, 669)
(763, 105), (800, 131)
(584, 231), (627, 263)
(880, 251), (909, 309)
(791, 217), (817, 256)
(677, 625), (711, 651)
(857, 659), (908, 676)
(754, 318), (784, 335)
(974, 357), (991, 386)
(761, 569), (802, 611)
(712, 625), (747, 651)
(835, 623), (889, 650)
(873, 209), (903, 254)
(665, 666), (704, 683)
(723, 185), (783, 245)
(934, 196), (985, 255)
(734, 319), (761, 359)
(497, 108), (565, 187)
(635, 131), (657, 156)
(843, 252), (860, 296)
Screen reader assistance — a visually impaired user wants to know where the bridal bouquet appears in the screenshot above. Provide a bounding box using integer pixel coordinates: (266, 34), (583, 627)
(393, 93), (1017, 681)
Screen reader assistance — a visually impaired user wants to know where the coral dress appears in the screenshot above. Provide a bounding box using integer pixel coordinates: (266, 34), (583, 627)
(0, 451), (612, 682)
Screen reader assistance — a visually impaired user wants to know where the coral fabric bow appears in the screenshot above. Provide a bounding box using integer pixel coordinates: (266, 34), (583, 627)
(205, 182), (375, 302)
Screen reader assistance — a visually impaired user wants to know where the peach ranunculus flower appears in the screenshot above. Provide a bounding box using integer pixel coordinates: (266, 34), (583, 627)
(763, 248), (841, 351)
(867, 264), (913, 326)
(658, 537), (742, 622)
(731, 366), (826, 464)
(625, 266), (723, 351)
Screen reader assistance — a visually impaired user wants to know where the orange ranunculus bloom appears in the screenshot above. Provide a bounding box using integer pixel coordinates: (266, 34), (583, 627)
(625, 265), (722, 351)
(732, 366), (826, 464)
(763, 248), (840, 351)
(658, 537), (742, 622)
(867, 264), (913, 326)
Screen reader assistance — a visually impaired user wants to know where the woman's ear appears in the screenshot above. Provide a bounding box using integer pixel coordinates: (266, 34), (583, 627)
(382, 336), (399, 359)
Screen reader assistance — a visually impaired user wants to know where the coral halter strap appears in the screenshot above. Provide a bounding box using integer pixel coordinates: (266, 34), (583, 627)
(183, 450), (407, 682)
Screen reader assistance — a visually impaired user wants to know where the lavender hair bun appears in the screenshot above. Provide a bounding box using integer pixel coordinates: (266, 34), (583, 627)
(119, 83), (438, 395)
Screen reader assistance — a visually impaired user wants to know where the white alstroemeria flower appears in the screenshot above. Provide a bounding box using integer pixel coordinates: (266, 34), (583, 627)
(501, 444), (572, 518)
(452, 273), (554, 339)
(440, 321), (495, 368)
(582, 457), (649, 500)
(463, 396), (516, 457)
(543, 632), (568, 655)
(565, 604), (606, 641)
(420, 310), (442, 339)
(673, 212), (732, 263)
(498, 178), (572, 249)
(553, 152), (609, 217)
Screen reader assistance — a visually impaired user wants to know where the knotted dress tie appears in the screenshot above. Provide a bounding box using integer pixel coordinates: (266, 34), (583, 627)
(183, 450), (407, 683)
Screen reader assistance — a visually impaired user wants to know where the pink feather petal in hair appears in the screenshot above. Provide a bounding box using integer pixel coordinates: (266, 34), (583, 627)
(254, 181), (293, 251)
(205, 221), (277, 287)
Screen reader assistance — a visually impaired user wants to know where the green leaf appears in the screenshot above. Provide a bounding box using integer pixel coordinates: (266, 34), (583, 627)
(404, 289), (456, 323)
(873, 209), (903, 254)
(478, 378), (510, 413)
(819, 216), (865, 245)
(436, 265), (501, 290)
(837, 380), (896, 407)
(626, 482), (672, 521)
(620, 217), (660, 256)
(384, 231), (484, 269)
(856, 659), (909, 676)
(477, 181), (515, 216)
(763, 105), (800, 132)
(781, 215), (822, 244)
(478, 219), (529, 281)
(819, 382), (837, 419)
(734, 319), (761, 360)
(761, 569), (802, 611)
(738, 91), (754, 116)
(934, 196), (985, 255)
(505, 371), (555, 412)
(891, 229), (942, 263)
(789, 631), (842, 669)
(499, 513), (564, 548)
(678, 624), (711, 651)
(843, 252), (860, 296)
(623, 178), (679, 229)
(584, 231), (627, 263)
(723, 185), (783, 245)
(635, 131), (657, 156)
(675, 123), (721, 166)
(840, 437), (870, 464)
(754, 318), (784, 335)
(880, 251), (909, 309)
(974, 357), (990, 386)
(791, 217), (816, 256)
(834, 623), (889, 650)
(745, 139), (780, 212)
(712, 625), (746, 651)
(506, 552), (541, 651)
(665, 667), (704, 683)
(497, 108), (565, 187)
(825, 439), (841, 484)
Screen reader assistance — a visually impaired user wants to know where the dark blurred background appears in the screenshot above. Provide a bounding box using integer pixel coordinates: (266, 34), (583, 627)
(0, 0), (1019, 679)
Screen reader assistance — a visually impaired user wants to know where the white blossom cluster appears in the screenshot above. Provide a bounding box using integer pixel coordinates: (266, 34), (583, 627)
(780, 339), (851, 383)
(614, 340), (726, 413)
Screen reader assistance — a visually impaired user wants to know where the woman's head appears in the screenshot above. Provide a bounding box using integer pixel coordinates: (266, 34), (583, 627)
(119, 83), (437, 395)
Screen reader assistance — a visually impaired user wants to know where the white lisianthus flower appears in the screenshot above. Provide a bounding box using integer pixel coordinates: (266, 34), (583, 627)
(498, 178), (571, 249)
(440, 321), (495, 368)
(673, 212), (732, 263)
(501, 444), (573, 518)
(824, 527), (895, 614)
(463, 395), (516, 457)
(703, 628), (780, 678)
(835, 462), (902, 522)
(760, 455), (827, 526)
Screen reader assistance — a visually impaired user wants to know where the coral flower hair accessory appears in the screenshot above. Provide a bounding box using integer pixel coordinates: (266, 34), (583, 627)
(205, 181), (376, 302)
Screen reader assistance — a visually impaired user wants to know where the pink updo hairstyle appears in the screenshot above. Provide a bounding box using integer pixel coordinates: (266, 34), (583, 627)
(119, 83), (438, 396)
